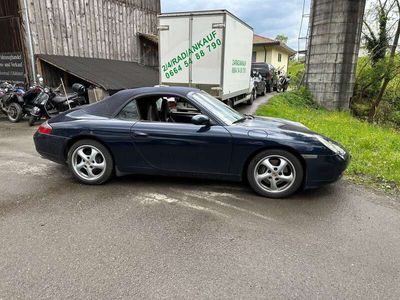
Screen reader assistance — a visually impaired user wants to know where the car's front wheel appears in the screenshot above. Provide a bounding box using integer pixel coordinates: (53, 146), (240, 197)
(68, 139), (113, 185)
(247, 149), (303, 198)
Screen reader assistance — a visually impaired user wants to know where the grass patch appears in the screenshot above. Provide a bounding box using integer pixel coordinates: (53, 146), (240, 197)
(288, 61), (304, 76)
(288, 61), (305, 87)
(256, 89), (400, 191)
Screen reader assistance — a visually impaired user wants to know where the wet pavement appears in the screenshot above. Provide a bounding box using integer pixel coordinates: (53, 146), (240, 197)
(1, 95), (400, 299)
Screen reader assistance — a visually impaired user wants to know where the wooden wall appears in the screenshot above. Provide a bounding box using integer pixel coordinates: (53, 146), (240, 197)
(0, 0), (23, 53)
(26, 0), (160, 63)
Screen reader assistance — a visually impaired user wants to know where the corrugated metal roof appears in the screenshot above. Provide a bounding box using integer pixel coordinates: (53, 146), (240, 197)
(37, 54), (159, 91)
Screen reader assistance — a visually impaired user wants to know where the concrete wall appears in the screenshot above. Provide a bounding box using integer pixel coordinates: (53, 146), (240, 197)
(253, 45), (289, 73)
(305, 0), (366, 110)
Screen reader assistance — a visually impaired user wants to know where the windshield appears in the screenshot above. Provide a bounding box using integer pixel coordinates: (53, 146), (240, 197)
(189, 91), (244, 125)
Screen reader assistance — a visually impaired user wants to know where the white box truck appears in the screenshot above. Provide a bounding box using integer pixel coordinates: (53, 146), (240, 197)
(158, 10), (254, 107)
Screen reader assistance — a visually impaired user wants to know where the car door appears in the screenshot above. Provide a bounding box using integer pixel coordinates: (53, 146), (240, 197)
(131, 113), (232, 175)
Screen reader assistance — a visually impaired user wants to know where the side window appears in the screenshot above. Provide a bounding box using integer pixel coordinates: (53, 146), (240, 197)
(278, 53), (282, 62)
(117, 100), (140, 121)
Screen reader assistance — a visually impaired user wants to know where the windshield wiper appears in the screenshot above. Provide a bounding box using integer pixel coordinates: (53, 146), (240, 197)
(232, 117), (247, 124)
(232, 114), (254, 124)
(244, 114), (254, 119)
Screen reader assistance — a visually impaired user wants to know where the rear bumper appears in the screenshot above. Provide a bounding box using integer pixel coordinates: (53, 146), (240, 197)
(304, 153), (350, 188)
(33, 132), (69, 164)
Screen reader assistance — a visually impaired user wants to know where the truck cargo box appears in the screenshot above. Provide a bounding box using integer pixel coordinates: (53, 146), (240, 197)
(158, 10), (254, 103)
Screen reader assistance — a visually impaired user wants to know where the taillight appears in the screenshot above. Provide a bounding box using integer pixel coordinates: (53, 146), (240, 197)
(37, 121), (52, 135)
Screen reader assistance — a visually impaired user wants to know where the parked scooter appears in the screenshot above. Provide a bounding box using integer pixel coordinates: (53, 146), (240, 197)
(277, 71), (290, 93)
(29, 83), (87, 126)
(0, 82), (14, 115)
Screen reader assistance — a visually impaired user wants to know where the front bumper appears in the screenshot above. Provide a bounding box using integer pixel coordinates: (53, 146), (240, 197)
(304, 153), (350, 189)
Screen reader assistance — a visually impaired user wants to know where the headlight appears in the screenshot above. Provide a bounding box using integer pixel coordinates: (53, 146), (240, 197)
(315, 135), (346, 158)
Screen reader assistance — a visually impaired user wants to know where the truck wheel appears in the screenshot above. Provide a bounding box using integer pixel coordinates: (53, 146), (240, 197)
(7, 103), (23, 123)
(228, 99), (234, 108)
(247, 89), (255, 105)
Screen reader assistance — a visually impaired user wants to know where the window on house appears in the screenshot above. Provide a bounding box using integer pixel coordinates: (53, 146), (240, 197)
(252, 51), (257, 62)
(278, 53), (282, 62)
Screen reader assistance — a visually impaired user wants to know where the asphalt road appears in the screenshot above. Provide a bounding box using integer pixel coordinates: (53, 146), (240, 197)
(1, 94), (400, 299)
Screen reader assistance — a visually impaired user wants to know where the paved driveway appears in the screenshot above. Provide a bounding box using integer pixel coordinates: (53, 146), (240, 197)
(0, 97), (399, 299)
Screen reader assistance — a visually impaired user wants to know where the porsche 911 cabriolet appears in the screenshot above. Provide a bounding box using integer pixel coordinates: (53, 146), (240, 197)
(33, 86), (349, 198)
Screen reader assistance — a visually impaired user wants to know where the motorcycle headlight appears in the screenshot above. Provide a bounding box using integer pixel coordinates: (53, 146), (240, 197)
(315, 135), (346, 158)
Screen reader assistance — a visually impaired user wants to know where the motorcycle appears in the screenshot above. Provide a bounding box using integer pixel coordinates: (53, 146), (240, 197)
(0, 81), (44, 122)
(248, 70), (267, 105)
(29, 83), (87, 126)
(277, 71), (290, 93)
(0, 82), (13, 115)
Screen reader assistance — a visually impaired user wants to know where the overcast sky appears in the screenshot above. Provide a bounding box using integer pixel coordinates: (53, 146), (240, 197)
(161, 0), (312, 51)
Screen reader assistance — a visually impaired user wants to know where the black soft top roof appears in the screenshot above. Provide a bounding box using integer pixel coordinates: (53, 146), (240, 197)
(83, 86), (200, 117)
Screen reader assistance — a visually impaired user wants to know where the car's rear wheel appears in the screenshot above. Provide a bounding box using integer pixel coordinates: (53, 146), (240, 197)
(68, 139), (113, 185)
(247, 149), (303, 198)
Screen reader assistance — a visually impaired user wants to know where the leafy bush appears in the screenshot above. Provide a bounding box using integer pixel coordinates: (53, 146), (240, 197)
(352, 55), (400, 126)
(287, 61), (304, 88)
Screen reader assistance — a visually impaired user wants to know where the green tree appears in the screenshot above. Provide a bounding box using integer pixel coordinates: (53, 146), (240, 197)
(363, 0), (392, 63)
(367, 0), (400, 122)
(354, 0), (400, 123)
(275, 34), (288, 44)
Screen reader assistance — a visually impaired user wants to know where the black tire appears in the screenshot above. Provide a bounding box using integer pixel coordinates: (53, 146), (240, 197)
(7, 102), (23, 123)
(247, 89), (256, 105)
(28, 115), (38, 126)
(67, 139), (114, 185)
(228, 98), (234, 108)
(247, 149), (303, 198)
(266, 82), (271, 93)
(262, 85), (267, 96)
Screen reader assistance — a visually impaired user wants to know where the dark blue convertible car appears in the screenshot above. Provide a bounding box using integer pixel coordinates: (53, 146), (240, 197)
(34, 86), (349, 198)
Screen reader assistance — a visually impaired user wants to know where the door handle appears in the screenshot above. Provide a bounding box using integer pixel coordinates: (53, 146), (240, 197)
(132, 131), (148, 137)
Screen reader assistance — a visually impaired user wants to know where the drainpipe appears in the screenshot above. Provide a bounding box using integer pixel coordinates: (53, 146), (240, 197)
(264, 46), (267, 63)
(22, 0), (36, 85)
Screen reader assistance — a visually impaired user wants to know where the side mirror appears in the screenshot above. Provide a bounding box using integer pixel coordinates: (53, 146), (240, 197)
(191, 114), (210, 126)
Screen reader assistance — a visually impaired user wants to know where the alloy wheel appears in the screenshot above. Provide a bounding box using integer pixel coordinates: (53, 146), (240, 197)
(253, 155), (296, 193)
(71, 145), (107, 181)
